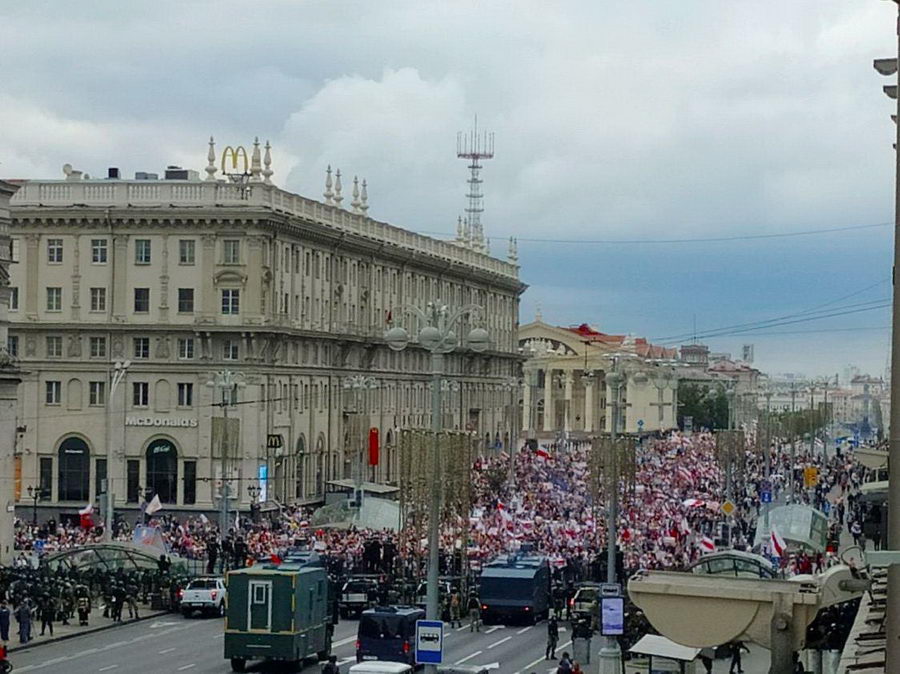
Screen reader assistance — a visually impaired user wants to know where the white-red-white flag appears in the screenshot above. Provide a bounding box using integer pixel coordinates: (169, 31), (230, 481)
(771, 526), (787, 557)
(699, 536), (716, 553)
(535, 447), (550, 460)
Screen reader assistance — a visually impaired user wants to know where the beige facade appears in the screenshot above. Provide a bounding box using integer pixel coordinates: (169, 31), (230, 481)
(7, 158), (523, 518)
(518, 320), (679, 438)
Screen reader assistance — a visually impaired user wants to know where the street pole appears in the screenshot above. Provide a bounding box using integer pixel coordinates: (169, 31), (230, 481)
(764, 389), (773, 533)
(104, 360), (129, 542)
(875, 7), (900, 669)
(384, 301), (489, 674)
(207, 371), (245, 538)
(790, 383), (796, 503)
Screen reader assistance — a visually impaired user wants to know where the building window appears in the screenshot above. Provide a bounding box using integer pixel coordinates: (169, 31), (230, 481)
(135, 239), (151, 264)
(177, 288), (194, 313)
(221, 289), (240, 315)
(7, 336), (17, 358)
(39, 457), (52, 498)
(47, 238), (63, 264)
(91, 239), (108, 264)
(58, 437), (89, 502)
(8, 287), (17, 311)
(223, 239), (240, 264)
(89, 381), (106, 406)
(46, 336), (62, 358)
(133, 381), (149, 407)
(133, 337), (149, 359)
(134, 288), (149, 313)
(179, 239), (195, 265)
(177, 382), (193, 407)
(46, 380), (61, 405)
(183, 460), (197, 505)
(146, 439), (178, 504)
(46, 287), (62, 312)
(90, 287), (106, 312)
(223, 340), (239, 361)
(95, 458), (107, 498)
(127, 460), (140, 503)
(177, 338), (194, 360)
(89, 336), (107, 358)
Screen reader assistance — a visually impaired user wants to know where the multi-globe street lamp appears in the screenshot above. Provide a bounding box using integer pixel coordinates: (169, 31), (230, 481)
(205, 370), (246, 536)
(26, 485), (46, 526)
(343, 375), (380, 506)
(104, 359), (130, 542)
(384, 301), (488, 674)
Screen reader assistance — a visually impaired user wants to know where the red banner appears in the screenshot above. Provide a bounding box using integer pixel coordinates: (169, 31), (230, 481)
(368, 427), (380, 466)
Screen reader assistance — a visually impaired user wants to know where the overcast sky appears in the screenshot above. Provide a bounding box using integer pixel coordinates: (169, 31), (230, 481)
(1, 0), (896, 379)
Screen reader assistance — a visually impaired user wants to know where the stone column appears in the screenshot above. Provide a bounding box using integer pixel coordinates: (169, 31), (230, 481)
(0, 181), (22, 565)
(563, 371), (573, 432)
(521, 373), (532, 433)
(543, 368), (553, 432)
(584, 380), (594, 433)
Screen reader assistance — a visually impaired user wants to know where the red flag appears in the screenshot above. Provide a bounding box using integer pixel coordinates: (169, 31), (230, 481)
(270, 554), (283, 565)
(535, 448), (550, 460)
(699, 536), (716, 553)
(368, 427), (380, 466)
(79, 503), (94, 530)
(386, 309), (393, 324)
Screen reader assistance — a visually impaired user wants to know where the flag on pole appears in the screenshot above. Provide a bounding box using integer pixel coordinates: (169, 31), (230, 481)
(78, 503), (94, 530)
(386, 309), (393, 325)
(145, 494), (162, 515)
(535, 447), (550, 460)
(699, 536), (716, 553)
(235, 509), (240, 530)
(770, 525), (787, 557)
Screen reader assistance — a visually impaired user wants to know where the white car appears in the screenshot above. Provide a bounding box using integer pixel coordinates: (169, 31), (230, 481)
(180, 577), (226, 618)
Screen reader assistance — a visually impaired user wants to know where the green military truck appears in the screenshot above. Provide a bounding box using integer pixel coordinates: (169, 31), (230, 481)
(224, 562), (333, 672)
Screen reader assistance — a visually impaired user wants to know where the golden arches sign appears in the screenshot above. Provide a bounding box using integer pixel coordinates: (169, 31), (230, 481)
(221, 145), (249, 174)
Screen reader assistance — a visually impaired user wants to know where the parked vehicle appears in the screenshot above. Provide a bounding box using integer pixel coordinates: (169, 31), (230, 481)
(180, 577), (226, 618)
(478, 552), (551, 625)
(356, 605), (425, 666)
(569, 582), (601, 617)
(349, 663), (413, 674)
(414, 578), (455, 610)
(224, 562), (333, 672)
(341, 575), (380, 618)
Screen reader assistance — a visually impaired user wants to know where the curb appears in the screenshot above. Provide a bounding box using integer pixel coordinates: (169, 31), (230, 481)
(8, 609), (170, 653)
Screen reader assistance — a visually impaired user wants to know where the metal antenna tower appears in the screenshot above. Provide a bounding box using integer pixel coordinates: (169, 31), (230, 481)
(457, 115), (494, 254)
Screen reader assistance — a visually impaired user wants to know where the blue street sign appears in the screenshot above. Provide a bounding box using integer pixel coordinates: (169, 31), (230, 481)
(415, 620), (444, 665)
(760, 491), (772, 504)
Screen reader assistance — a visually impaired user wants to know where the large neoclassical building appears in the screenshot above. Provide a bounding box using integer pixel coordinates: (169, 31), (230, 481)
(6, 140), (524, 521)
(518, 317), (680, 440)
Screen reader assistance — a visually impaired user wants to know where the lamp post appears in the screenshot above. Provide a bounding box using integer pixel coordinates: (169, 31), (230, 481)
(247, 484), (261, 522)
(206, 370), (246, 537)
(501, 377), (522, 487)
(384, 301), (488, 674)
(139, 486), (155, 524)
(599, 351), (637, 674)
(26, 485), (45, 526)
(343, 375), (379, 509)
(104, 360), (130, 542)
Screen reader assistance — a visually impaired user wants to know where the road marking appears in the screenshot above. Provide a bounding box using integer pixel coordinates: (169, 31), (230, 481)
(455, 624), (470, 632)
(516, 626), (533, 635)
(487, 636), (511, 649)
(333, 635), (357, 648)
(213, 633), (224, 639)
(98, 666), (119, 672)
(177, 666), (196, 671)
(515, 639), (572, 674)
(486, 625), (504, 634)
(455, 650), (483, 665)
(338, 657), (355, 665)
(159, 647), (176, 654)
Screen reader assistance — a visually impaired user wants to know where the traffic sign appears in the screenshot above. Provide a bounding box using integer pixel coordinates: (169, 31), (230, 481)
(760, 491), (772, 504)
(600, 582), (622, 597)
(637, 419), (645, 430)
(415, 620), (444, 665)
(721, 500), (736, 517)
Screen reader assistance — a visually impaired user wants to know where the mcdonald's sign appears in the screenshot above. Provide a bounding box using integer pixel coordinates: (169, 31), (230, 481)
(221, 145), (249, 174)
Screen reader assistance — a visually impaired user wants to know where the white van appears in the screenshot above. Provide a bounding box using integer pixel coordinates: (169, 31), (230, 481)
(348, 662), (414, 674)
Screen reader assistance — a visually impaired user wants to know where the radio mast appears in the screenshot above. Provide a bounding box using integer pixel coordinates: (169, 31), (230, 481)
(457, 116), (494, 254)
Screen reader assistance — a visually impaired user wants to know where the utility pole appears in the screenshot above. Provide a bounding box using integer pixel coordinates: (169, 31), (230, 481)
(764, 387), (773, 533)
(790, 383), (797, 502)
(206, 370), (245, 537)
(104, 360), (130, 542)
(873, 9), (900, 670)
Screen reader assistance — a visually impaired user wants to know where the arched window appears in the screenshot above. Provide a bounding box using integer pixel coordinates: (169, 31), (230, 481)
(58, 437), (90, 502)
(146, 438), (178, 504)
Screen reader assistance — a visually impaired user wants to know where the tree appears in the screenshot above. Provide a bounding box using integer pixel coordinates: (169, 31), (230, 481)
(677, 382), (729, 431)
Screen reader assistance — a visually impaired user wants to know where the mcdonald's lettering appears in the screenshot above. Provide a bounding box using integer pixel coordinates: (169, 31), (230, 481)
(221, 145), (249, 174)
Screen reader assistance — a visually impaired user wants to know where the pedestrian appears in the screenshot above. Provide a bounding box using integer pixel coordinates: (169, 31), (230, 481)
(698, 647), (714, 674)
(450, 589), (462, 628)
(322, 654), (339, 674)
(38, 595), (54, 637)
(571, 662), (583, 674)
(729, 640), (749, 674)
(0, 600), (9, 642)
(467, 592), (481, 633)
(851, 520), (862, 547)
(76, 592), (90, 627)
(546, 616), (559, 659)
(556, 651), (573, 674)
(14, 600), (32, 644)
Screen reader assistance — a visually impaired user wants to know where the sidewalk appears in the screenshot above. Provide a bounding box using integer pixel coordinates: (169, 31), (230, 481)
(8, 602), (169, 653)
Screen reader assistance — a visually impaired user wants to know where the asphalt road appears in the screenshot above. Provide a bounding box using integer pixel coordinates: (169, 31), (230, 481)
(9, 613), (577, 674)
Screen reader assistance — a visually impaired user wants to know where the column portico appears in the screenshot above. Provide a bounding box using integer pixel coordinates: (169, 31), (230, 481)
(584, 379), (594, 433)
(543, 368), (553, 432)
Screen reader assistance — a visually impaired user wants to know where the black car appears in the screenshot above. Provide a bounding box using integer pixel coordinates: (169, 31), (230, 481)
(340, 576), (381, 618)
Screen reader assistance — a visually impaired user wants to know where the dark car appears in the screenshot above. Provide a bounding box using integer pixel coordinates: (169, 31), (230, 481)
(356, 606), (425, 666)
(340, 576), (381, 618)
